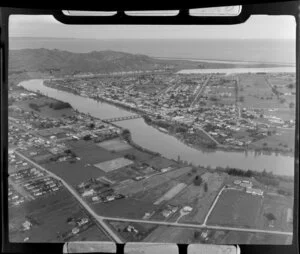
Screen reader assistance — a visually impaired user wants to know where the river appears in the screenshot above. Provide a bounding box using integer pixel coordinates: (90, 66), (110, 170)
(19, 79), (294, 176)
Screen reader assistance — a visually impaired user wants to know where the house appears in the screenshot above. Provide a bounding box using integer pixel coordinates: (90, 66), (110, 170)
(82, 189), (95, 197)
(162, 209), (173, 218)
(72, 227), (80, 235)
(183, 206), (193, 213)
(246, 187), (263, 196)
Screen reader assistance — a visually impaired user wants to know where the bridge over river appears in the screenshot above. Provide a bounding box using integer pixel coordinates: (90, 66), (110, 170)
(104, 114), (142, 122)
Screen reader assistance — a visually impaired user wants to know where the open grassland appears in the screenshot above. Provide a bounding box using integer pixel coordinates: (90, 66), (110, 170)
(206, 189), (263, 228)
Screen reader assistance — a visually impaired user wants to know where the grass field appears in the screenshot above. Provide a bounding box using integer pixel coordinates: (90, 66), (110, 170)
(96, 139), (132, 152)
(177, 172), (226, 224)
(257, 194), (293, 232)
(114, 167), (191, 196)
(238, 74), (281, 109)
(43, 160), (106, 186)
(67, 140), (119, 164)
(207, 189), (263, 228)
(249, 128), (295, 152)
(9, 189), (109, 242)
(93, 197), (154, 219)
(94, 157), (134, 172)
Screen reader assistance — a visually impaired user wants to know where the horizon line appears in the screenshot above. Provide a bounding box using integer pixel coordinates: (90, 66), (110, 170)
(9, 36), (295, 40)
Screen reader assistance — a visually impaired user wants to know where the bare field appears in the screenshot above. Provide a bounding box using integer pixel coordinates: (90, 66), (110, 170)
(94, 157), (134, 172)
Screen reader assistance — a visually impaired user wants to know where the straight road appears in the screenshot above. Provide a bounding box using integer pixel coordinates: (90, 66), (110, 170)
(14, 151), (293, 241)
(15, 151), (124, 243)
(190, 74), (212, 108)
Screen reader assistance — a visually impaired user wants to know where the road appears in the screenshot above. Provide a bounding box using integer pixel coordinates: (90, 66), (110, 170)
(203, 186), (226, 226)
(190, 74), (212, 108)
(15, 151), (124, 243)
(15, 151), (293, 241)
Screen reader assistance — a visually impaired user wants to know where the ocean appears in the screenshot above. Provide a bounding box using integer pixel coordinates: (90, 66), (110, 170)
(9, 38), (295, 65)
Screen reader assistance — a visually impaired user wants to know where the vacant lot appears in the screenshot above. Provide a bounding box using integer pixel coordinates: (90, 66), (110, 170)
(96, 138), (132, 152)
(207, 189), (262, 228)
(94, 157), (134, 173)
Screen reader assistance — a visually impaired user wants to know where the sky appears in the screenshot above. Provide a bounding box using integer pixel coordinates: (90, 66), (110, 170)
(9, 14), (296, 40)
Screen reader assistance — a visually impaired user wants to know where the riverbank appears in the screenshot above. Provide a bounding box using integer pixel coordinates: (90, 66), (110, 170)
(19, 79), (295, 176)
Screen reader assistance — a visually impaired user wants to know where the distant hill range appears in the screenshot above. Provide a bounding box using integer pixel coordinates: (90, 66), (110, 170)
(9, 48), (282, 76)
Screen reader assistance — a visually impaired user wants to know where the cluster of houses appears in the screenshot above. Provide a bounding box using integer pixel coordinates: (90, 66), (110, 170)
(233, 179), (264, 196)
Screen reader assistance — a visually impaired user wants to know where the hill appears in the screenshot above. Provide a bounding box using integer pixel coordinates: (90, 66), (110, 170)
(9, 48), (282, 76)
(9, 48), (190, 75)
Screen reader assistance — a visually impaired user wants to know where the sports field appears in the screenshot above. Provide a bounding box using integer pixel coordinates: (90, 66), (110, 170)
(207, 189), (262, 228)
(94, 157), (134, 172)
(96, 139), (132, 152)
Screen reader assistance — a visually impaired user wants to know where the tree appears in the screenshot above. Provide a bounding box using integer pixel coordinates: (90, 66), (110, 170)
(289, 102), (295, 109)
(204, 182), (208, 192)
(194, 231), (200, 239)
(83, 134), (91, 141)
(193, 175), (203, 186)
(264, 212), (276, 221)
(239, 96), (245, 102)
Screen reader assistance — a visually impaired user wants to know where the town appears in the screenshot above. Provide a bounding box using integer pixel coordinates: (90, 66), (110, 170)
(44, 71), (295, 154)
(8, 77), (294, 244)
